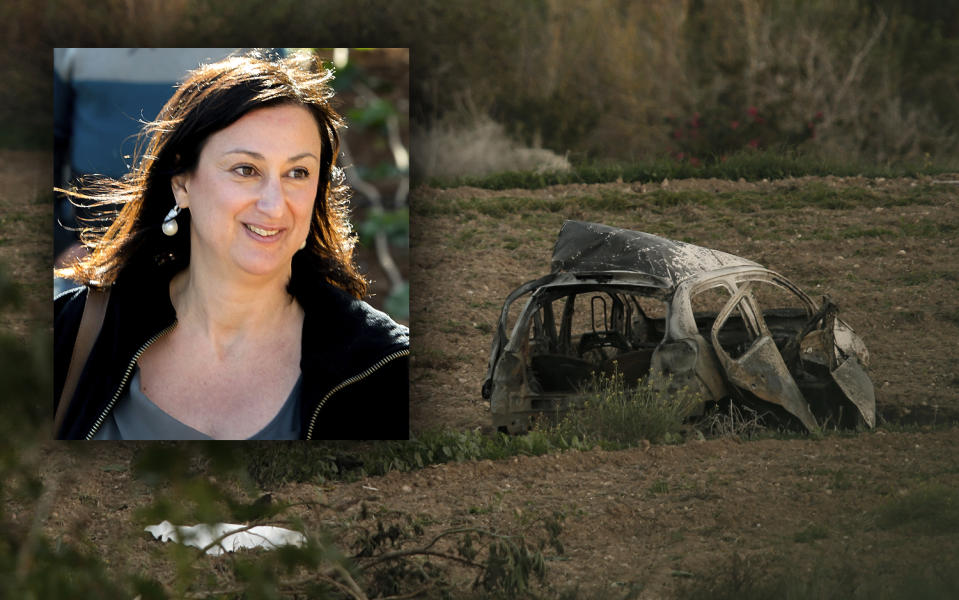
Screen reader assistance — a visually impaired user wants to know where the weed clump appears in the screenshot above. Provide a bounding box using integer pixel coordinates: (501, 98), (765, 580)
(699, 402), (771, 440)
(540, 372), (700, 448)
(876, 483), (959, 536)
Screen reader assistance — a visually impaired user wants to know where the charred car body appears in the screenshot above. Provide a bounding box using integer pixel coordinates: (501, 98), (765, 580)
(482, 221), (875, 434)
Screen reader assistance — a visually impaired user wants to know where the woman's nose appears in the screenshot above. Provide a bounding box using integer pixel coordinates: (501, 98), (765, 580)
(256, 175), (284, 216)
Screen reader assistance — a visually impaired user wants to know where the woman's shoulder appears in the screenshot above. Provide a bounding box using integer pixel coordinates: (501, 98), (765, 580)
(54, 283), (87, 303)
(54, 284), (89, 322)
(301, 281), (408, 344)
(55, 284), (118, 320)
(298, 282), (408, 385)
(54, 285), (92, 401)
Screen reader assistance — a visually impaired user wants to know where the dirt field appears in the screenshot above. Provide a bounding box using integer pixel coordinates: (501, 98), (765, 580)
(32, 429), (957, 597)
(4, 150), (959, 597)
(0, 150), (51, 339)
(402, 175), (959, 595)
(409, 175), (959, 432)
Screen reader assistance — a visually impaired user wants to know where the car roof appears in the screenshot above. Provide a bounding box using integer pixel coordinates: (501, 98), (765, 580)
(550, 220), (762, 287)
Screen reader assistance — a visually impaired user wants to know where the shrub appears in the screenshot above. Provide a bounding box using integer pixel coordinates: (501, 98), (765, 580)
(412, 116), (570, 181)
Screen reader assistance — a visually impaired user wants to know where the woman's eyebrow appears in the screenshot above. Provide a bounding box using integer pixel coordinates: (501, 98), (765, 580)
(223, 149), (319, 162)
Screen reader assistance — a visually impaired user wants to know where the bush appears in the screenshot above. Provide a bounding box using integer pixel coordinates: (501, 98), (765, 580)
(412, 116), (571, 181)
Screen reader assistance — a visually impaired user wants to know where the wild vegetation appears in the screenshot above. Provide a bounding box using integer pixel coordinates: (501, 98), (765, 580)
(429, 149), (955, 189)
(537, 373), (702, 448)
(410, 0), (959, 177)
(4, 1), (958, 173)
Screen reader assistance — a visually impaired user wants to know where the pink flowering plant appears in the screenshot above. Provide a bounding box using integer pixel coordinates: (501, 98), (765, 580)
(665, 106), (824, 165)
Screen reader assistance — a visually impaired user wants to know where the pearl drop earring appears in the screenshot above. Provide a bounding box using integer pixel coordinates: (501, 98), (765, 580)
(299, 239), (307, 250)
(162, 205), (181, 236)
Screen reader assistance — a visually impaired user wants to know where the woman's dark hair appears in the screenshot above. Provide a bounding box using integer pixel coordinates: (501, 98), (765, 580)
(56, 52), (368, 299)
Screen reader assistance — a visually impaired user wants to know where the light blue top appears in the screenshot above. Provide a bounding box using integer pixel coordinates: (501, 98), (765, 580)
(93, 366), (302, 440)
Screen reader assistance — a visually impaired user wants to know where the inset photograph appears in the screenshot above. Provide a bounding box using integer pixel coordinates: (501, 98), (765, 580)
(54, 48), (409, 440)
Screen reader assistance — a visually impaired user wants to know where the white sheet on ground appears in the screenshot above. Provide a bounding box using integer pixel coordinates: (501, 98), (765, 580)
(145, 520), (307, 556)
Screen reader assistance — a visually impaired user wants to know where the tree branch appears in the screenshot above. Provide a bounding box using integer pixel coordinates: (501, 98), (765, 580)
(361, 547), (486, 570)
(832, 10), (887, 118)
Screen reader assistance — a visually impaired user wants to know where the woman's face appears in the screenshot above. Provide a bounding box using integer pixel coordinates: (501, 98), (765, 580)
(172, 104), (322, 284)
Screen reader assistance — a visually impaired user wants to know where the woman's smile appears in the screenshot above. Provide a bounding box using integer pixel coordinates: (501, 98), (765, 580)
(243, 222), (284, 241)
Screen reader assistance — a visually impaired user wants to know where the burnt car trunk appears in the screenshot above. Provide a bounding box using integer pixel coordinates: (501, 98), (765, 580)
(483, 221), (876, 434)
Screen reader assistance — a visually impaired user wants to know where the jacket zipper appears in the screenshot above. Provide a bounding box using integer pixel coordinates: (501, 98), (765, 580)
(84, 322), (177, 440)
(306, 348), (410, 440)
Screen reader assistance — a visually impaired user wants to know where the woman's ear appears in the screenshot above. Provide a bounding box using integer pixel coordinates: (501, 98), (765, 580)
(171, 174), (190, 208)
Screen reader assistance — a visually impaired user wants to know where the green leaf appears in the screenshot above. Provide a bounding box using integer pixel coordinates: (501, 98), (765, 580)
(384, 282), (409, 322)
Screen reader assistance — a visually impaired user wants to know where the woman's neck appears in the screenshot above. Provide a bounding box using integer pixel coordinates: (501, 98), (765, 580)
(169, 265), (302, 360)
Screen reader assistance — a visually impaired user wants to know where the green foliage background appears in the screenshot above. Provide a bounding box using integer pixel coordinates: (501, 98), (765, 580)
(3, 0), (957, 166)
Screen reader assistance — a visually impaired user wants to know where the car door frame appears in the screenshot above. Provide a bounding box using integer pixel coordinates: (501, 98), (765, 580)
(709, 280), (821, 432)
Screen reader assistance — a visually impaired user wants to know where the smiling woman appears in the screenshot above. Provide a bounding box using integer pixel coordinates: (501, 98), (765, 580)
(172, 106), (320, 282)
(53, 53), (410, 440)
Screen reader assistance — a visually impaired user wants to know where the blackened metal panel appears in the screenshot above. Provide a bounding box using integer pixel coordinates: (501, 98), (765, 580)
(550, 221), (759, 285)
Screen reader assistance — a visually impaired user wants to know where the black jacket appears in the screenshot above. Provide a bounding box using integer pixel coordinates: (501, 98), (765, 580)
(54, 265), (409, 440)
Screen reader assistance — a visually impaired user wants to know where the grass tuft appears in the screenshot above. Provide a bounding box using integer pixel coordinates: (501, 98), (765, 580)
(876, 483), (959, 536)
(539, 372), (701, 448)
(793, 523), (829, 543)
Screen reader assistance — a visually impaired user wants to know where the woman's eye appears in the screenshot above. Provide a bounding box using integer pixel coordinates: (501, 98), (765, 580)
(233, 165), (256, 177)
(289, 167), (310, 179)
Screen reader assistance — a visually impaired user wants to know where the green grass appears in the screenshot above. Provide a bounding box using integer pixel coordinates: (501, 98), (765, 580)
(537, 372), (701, 448)
(502, 235), (522, 250)
(467, 298), (499, 310)
(875, 483), (959, 536)
(899, 219), (959, 238)
(425, 150), (959, 190)
(839, 226), (896, 239)
(792, 523), (829, 543)
(648, 479), (671, 495)
(235, 379), (859, 494)
(897, 270), (943, 286)
(241, 395), (815, 490)
(474, 322), (494, 335)
(647, 190), (717, 209)
(242, 430), (593, 488)
(438, 318), (469, 335)
(449, 228), (481, 249)
(415, 194), (630, 218)
(674, 551), (959, 600)
(413, 181), (953, 220)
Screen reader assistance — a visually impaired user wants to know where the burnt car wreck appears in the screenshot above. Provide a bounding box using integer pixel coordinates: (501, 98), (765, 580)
(482, 221), (876, 435)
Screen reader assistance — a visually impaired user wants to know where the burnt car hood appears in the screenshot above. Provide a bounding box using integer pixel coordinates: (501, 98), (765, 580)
(551, 221), (760, 284)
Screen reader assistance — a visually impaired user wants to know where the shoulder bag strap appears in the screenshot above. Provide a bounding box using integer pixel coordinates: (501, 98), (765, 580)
(54, 288), (111, 438)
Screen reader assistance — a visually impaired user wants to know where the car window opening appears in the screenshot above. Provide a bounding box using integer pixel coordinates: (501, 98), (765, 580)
(526, 290), (667, 396)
